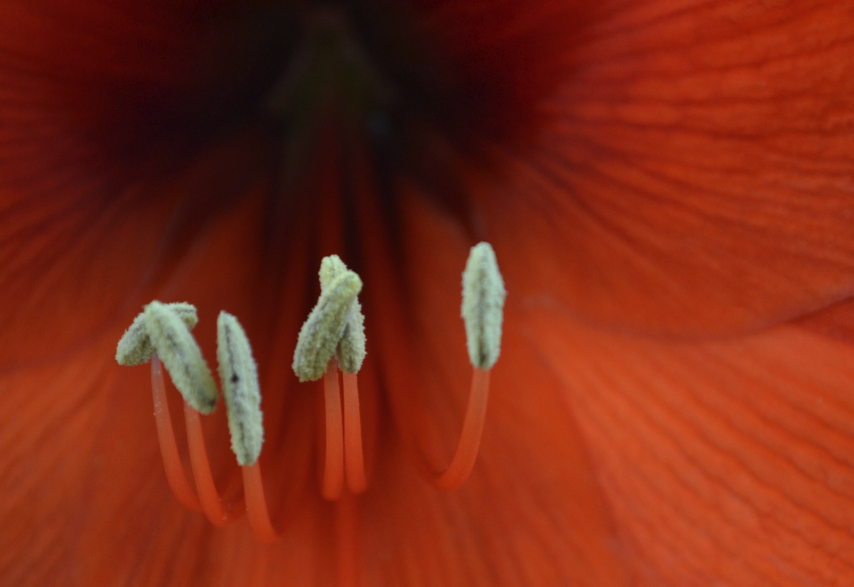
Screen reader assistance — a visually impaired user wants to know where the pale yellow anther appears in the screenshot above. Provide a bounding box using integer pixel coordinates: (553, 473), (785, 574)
(144, 301), (218, 414)
(116, 302), (198, 366)
(293, 269), (363, 382)
(319, 255), (366, 374)
(217, 312), (264, 466)
(461, 242), (506, 370)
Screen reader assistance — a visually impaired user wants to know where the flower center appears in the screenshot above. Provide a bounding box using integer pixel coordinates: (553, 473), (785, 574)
(265, 6), (394, 136)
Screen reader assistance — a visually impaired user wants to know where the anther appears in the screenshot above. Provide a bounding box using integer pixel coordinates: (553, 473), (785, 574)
(217, 311), (264, 466)
(292, 268), (363, 382)
(144, 301), (218, 414)
(319, 255), (366, 374)
(116, 302), (198, 366)
(461, 242), (506, 370)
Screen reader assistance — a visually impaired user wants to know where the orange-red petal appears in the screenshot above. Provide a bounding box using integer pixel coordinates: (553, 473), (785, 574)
(529, 302), (854, 586)
(468, 1), (854, 336)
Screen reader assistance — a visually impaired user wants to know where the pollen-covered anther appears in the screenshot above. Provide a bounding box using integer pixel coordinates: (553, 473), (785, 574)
(292, 266), (363, 382)
(461, 242), (506, 370)
(217, 311), (264, 466)
(115, 302), (198, 366)
(319, 255), (366, 374)
(143, 301), (218, 414)
(300, 255), (369, 498)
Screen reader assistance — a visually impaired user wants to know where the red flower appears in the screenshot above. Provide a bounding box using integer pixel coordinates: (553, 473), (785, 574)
(2, 1), (854, 586)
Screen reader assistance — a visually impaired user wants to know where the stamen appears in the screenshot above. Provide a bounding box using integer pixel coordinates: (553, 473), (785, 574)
(342, 373), (367, 493)
(297, 256), (368, 498)
(217, 312), (264, 466)
(461, 242), (506, 370)
(150, 355), (202, 512)
(321, 258), (367, 491)
(183, 401), (246, 526)
(292, 270), (363, 382)
(116, 302), (198, 366)
(144, 301), (218, 414)
(426, 244), (505, 490)
(322, 359), (345, 500)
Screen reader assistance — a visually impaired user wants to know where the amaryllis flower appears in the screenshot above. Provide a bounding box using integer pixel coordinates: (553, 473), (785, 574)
(2, 0), (854, 585)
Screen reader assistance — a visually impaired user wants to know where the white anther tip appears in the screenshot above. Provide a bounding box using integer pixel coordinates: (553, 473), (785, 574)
(461, 242), (506, 370)
(217, 312), (264, 466)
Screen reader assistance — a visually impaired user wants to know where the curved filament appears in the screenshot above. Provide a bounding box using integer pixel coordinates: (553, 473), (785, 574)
(151, 355), (202, 511)
(432, 368), (491, 492)
(242, 462), (279, 543)
(322, 360), (345, 500)
(342, 373), (367, 493)
(183, 402), (246, 526)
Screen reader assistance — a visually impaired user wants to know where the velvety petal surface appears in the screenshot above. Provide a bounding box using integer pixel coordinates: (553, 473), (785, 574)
(528, 300), (854, 586)
(469, 0), (854, 337)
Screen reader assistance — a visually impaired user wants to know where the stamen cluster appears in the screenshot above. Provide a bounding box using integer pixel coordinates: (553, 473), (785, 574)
(114, 244), (506, 540)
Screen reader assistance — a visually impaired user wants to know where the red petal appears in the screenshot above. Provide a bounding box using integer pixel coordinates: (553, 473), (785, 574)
(0, 0), (279, 364)
(0, 127), (270, 366)
(529, 303), (854, 585)
(468, 1), (854, 336)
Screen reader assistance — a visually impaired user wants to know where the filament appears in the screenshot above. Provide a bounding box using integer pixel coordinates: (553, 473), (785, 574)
(322, 359), (345, 500)
(433, 368), (491, 491)
(242, 461), (279, 543)
(183, 401), (246, 526)
(342, 373), (367, 493)
(150, 355), (202, 512)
